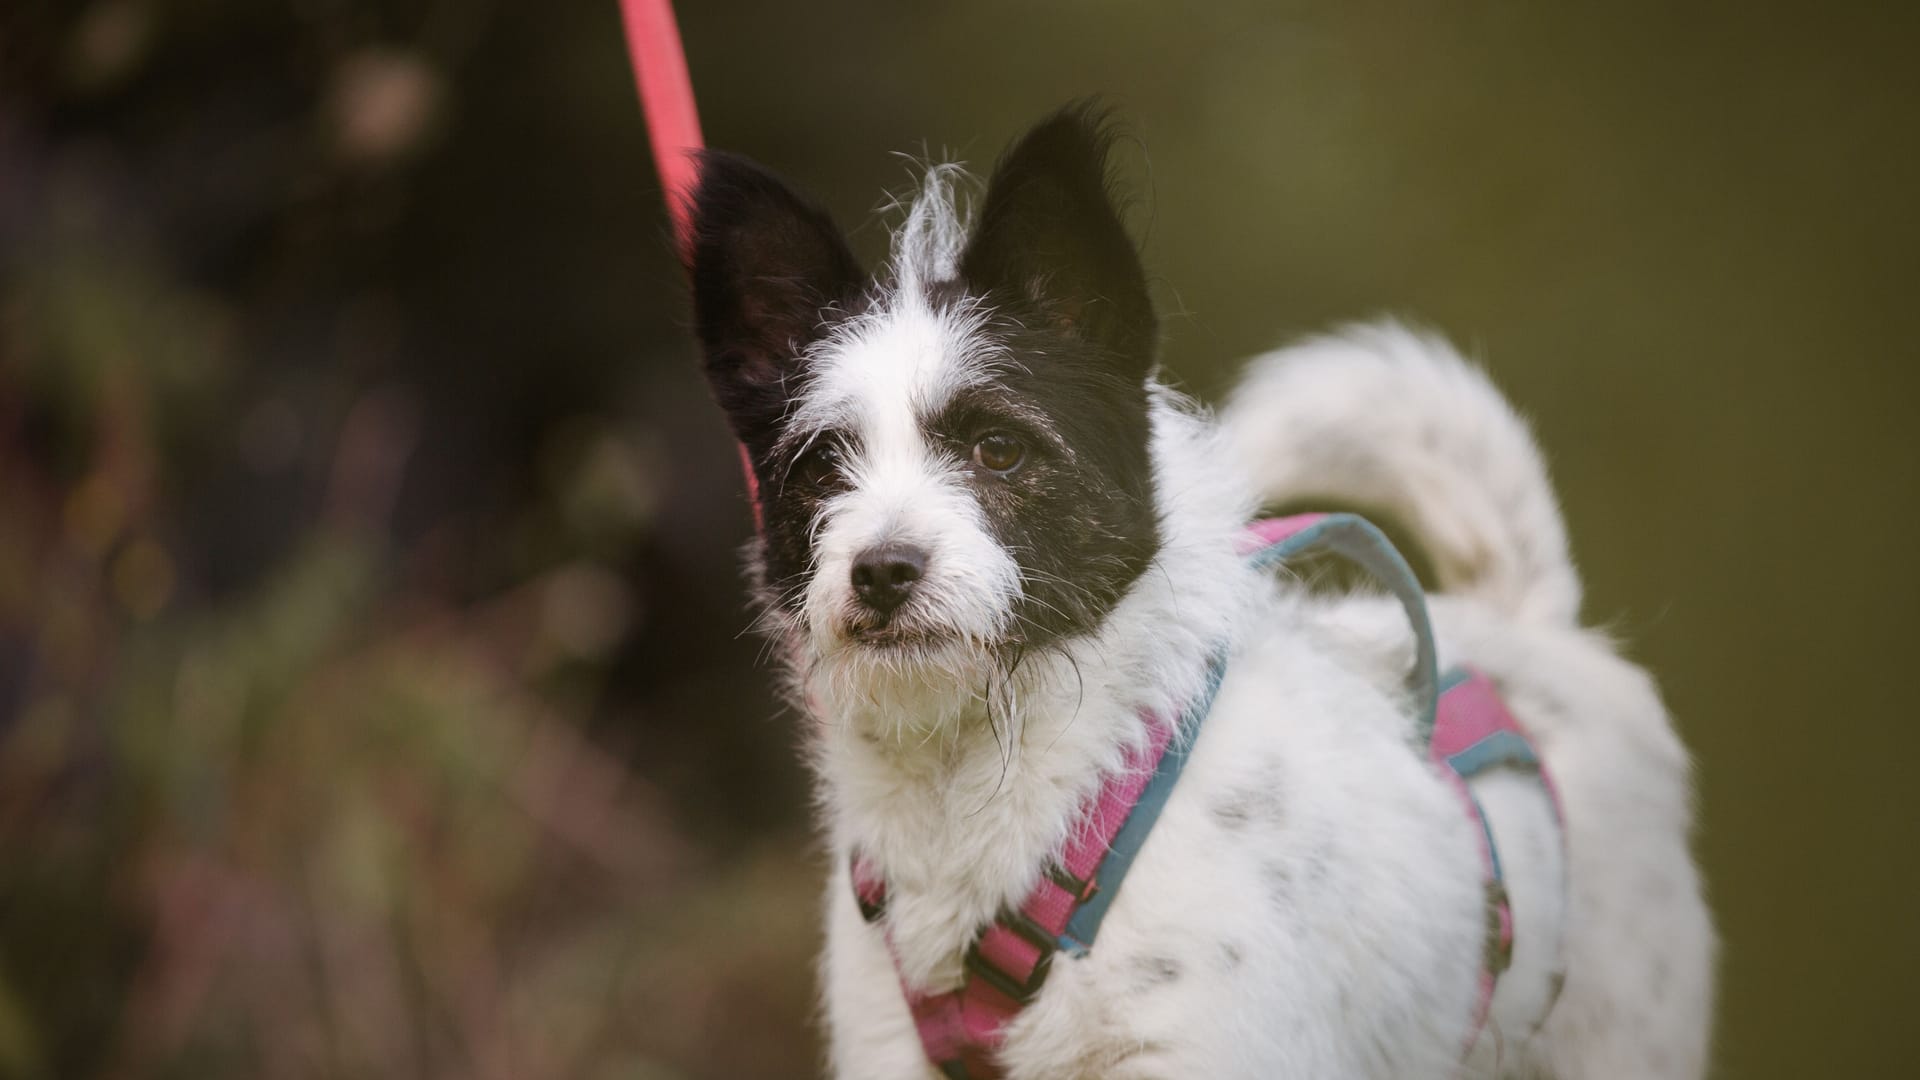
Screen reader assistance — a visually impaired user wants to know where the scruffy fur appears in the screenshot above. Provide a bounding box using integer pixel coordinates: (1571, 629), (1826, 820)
(687, 107), (1715, 1079)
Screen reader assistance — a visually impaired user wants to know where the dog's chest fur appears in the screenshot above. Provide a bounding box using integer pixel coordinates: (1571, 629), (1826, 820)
(813, 434), (1495, 1078)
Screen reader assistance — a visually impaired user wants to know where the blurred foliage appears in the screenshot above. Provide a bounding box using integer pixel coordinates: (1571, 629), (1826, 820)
(0, 1), (1916, 1078)
(0, 188), (817, 1074)
(1, 3), (813, 1077)
(0, 143), (815, 1080)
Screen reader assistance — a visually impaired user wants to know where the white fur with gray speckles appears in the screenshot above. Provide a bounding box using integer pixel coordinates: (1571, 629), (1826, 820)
(811, 314), (1714, 1077)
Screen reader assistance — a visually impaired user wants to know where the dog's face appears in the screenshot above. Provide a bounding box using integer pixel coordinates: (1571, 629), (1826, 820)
(688, 109), (1162, 687)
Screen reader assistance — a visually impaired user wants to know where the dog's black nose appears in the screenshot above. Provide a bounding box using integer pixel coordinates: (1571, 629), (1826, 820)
(850, 544), (928, 614)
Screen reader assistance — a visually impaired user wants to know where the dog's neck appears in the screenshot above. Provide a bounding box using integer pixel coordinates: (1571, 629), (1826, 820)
(800, 392), (1255, 988)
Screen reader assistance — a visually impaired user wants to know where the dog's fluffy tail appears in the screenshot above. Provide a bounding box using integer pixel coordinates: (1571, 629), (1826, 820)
(1220, 321), (1582, 625)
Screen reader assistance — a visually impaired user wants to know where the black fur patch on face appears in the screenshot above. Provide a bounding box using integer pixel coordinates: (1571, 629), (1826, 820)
(941, 103), (1162, 646)
(755, 425), (859, 619)
(919, 311), (1160, 647)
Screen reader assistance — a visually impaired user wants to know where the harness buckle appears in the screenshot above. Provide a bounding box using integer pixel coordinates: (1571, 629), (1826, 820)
(963, 909), (1059, 1004)
(964, 944), (1053, 1005)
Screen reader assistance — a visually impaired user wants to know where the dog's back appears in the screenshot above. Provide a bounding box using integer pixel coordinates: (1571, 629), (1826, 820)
(1219, 325), (1717, 1078)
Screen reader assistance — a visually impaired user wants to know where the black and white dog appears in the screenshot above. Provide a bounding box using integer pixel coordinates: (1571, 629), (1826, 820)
(685, 106), (1714, 1079)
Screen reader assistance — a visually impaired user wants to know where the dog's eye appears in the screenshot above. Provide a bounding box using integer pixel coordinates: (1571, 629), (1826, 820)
(971, 432), (1025, 474)
(795, 442), (844, 489)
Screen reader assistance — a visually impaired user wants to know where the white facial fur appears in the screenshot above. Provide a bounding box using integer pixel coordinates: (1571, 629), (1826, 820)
(785, 295), (1021, 655)
(753, 170), (1055, 728)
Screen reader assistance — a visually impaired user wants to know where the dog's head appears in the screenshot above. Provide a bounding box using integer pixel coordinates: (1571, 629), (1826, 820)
(687, 107), (1162, 687)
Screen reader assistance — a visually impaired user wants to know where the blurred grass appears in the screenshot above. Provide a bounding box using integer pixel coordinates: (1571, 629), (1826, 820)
(0, 264), (820, 1077)
(2, 1), (1917, 1078)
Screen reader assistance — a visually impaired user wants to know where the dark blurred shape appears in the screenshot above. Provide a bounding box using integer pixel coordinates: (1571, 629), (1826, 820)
(326, 48), (440, 168)
(66, 0), (154, 96)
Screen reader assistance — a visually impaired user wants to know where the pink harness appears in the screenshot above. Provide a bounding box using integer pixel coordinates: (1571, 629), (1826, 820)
(851, 513), (1567, 1078)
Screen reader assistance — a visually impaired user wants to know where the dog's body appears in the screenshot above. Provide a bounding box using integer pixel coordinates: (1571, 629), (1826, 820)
(687, 109), (1714, 1079)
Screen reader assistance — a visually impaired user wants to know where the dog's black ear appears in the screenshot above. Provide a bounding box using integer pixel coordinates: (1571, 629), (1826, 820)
(960, 104), (1156, 374)
(688, 151), (863, 444)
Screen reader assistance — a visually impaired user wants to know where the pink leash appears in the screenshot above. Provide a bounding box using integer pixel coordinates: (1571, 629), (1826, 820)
(617, 0), (765, 531)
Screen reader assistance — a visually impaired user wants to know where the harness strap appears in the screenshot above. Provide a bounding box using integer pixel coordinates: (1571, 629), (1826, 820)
(1431, 668), (1570, 1053)
(853, 514), (1560, 1077)
(1239, 513), (1440, 736)
(851, 658), (1222, 1078)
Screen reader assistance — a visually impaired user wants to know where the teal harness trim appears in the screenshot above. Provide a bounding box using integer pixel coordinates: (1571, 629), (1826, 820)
(1247, 514), (1441, 737)
(1447, 730), (1541, 776)
(1058, 648), (1228, 955)
(1056, 513), (1442, 955)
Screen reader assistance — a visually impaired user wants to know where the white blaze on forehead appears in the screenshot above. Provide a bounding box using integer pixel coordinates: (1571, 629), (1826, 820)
(783, 160), (986, 455)
(793, 300), (992, 460)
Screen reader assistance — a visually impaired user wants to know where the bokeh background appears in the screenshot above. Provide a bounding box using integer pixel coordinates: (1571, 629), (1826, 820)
(2, 2), (1915, 1077)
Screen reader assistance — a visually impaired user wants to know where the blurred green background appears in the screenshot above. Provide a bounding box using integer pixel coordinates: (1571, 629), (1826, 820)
(1, 2), (1914, 1077)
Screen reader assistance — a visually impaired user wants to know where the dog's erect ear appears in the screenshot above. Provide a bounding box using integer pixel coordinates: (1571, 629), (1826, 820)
(959, 105), (1156, 374)
(688, 151), (863, 444)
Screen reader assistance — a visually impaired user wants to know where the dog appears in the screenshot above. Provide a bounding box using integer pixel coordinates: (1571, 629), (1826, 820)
(683, 105), (1715, 1079)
